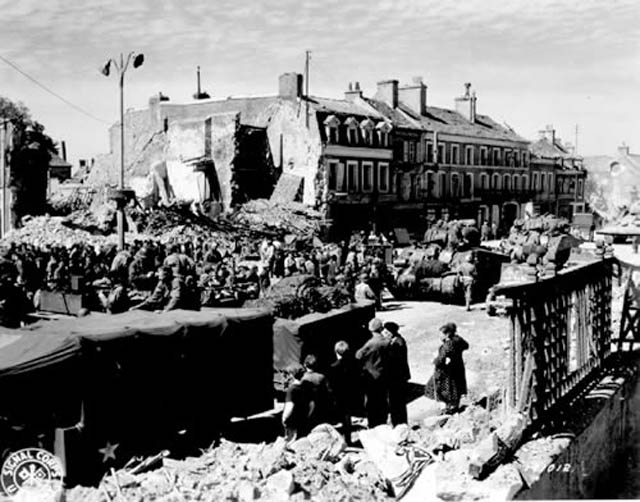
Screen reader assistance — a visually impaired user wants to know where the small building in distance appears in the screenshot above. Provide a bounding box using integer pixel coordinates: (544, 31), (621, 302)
(47, 149), (72, 197)
(528, 125), (587, 221)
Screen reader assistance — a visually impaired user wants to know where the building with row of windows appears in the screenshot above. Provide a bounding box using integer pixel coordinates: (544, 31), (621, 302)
(95, 71), (586, 237)
(528, 125), (587, 221)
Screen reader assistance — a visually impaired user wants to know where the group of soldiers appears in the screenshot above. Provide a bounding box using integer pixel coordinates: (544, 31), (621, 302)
(0, 227), (396, 326)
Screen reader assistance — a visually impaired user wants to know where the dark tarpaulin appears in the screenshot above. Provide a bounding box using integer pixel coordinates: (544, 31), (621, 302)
(0, 307), (274, 479)
(273, 301), (374, 390)
(208, 308), (274, 417)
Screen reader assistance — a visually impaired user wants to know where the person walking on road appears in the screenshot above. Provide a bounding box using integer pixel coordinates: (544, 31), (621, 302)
(425, 322), (469, 414)
(356, 318), (390, 427)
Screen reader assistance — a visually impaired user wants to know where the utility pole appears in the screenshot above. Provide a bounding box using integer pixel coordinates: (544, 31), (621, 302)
(304, 50), (311, 128)
(574, 124), (579, 155)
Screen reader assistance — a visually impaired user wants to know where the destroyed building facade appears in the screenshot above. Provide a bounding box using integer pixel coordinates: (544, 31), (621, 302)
(89, 93), (278, 216)
(583, 143), (640, 219)
(90, 72), (586, 235)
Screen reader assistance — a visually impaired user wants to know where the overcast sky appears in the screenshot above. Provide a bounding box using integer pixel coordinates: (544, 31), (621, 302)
(1, 0), (638, 166)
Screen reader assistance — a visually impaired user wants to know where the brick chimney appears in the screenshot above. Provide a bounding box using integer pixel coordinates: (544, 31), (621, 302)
(375, 79), (399, 108)
(454, 83), (477, 122)
(544, 125), (556, 145)
(279, 73), (303, 100)
(345, 81), (363, 102)
(399, 77), (427, 115)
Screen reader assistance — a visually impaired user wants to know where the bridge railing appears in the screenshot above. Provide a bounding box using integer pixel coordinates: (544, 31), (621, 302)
(494, 258), (614, 424)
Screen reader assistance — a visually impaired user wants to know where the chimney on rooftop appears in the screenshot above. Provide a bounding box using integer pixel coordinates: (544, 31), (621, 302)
(454, 83), (477, 122)
(279, 73), (303, 100)
(618, 142), (630, 156)
(344, 81), (363, 102)
(193, 66), (211, 100)
(544, 125), (556, 145)
(375, 79), (399, 108)
(399, 76), (427, 116)
(61, 140), (67, 161)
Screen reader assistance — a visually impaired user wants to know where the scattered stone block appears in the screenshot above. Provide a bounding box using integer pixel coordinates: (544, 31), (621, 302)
(265, 470), (295, 500)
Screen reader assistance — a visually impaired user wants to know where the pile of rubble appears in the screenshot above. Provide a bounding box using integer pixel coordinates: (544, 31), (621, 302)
(66, 425), (393, 502)
(611, 201), (640, 229)
(2, 215), (147, 249)
(229, 200), (323, 239)
(63, 205), (118, 235)
(61, 404), (529, 502)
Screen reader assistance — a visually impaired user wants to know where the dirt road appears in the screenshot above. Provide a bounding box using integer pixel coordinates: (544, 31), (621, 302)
(377, 301), (510, 404)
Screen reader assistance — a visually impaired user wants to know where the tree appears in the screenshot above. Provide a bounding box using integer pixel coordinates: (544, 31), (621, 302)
(0, 97), (55, 226)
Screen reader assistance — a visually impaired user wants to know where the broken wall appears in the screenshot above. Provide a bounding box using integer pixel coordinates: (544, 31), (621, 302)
(162, 112), (240, 211)
(234, 126), (276, 204)
(265, 102), (323, 207)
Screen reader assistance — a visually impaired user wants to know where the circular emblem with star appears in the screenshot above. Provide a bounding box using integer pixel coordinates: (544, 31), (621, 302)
(0, 448), (64, 496)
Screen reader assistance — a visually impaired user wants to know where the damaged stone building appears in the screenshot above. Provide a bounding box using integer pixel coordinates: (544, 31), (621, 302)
(89, 93), (279, 216)
(90, 71), (583, 236)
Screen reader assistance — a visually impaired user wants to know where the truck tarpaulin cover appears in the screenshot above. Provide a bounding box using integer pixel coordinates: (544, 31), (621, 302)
(272, 301), (374, 390)
(0, 308), (273, 449)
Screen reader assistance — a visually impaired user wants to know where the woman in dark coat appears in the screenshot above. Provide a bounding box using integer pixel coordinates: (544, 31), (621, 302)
(425, 322), (469, 413)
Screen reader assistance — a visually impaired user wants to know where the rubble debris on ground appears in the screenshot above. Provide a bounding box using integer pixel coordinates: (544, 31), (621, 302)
(229, 199), (323, 239)
(4, 215), (149, 248)
(62, 406), (524, 502)
(601, 201), (640, 233)
(5, 198), (324, 254)
(65, 426), (393, 502)
(63, 204), (118, 235)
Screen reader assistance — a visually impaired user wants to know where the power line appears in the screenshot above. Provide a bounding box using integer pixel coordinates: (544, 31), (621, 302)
(0, 54), (110, 124)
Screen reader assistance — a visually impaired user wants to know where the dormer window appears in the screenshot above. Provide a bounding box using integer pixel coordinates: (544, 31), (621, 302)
(323, 115), (340, 143)
(360, 118), (375, 145)
(376, 121), (392, 147)
(344, 116), (359, 145)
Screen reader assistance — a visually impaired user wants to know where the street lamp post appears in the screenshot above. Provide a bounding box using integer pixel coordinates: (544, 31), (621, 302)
(101, 52), (144, 250)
